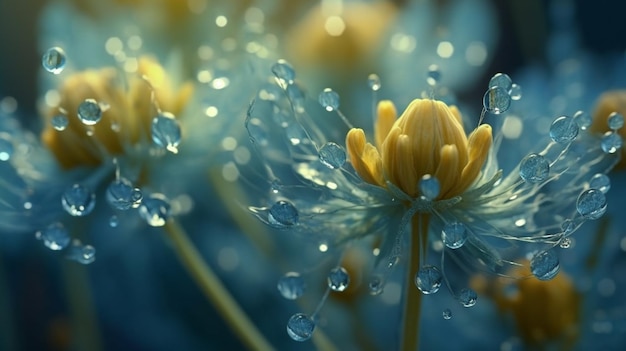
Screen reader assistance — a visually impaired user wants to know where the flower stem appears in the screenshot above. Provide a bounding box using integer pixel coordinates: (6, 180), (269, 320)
(164, 220), (274, 351)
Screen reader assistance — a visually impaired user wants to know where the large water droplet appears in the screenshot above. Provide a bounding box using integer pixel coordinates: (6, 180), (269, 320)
(589, 173), (611, 193)
(415, 265), (442, 294)
(36, 222), (70, 250)
(576, 189), (607, 220)
(106, 178), (142, 210)
(318, 88), (340, 112)
(483, 86), (511, 114)
(549, 116), (579, 143)
(601, 131), (623, 154)
(458, 288), (477, 307)
(51, 114), (69, 131)
(277, 272), (305, 300)
(268, 200), (298, 227)
(62, 184), (96, 216)
(442, 222), (467, 249)
(286, 313), (315, 342)
(608, 112), (624, 130)
(271, 59), (295, 83)
(573, 110), (591, 130)
(151, 112), (181, 153)
(327, 267), (350, 292)
(442, 308), (452, 320)
(508, 83), (522, 100)
(419, 174), (440, 200)
(42, 47), (66, 74)
(426, 65), (442, 86)
(67, 241), (96, 264)
(319, 142), (346, 169)
(488, 73), (513, 92)
(77, 99), (103, 125)
(368, 73), (381, 91)
(138, 194), (171, 227)
(519, 153), (550, 183)
(530, 249), (560, 280)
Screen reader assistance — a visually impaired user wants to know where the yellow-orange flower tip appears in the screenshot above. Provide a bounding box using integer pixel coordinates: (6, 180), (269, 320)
(346, 98), (492, 200)
(591, 90), (626, 169)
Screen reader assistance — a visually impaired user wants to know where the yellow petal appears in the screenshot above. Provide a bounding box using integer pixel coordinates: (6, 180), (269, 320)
(434, 144), (461, 199)
(346, 128), (383, 185)
(451, 124), (492, 195)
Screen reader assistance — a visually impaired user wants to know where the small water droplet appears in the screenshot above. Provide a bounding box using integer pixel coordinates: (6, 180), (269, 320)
(442, 222), (467, 249)
(573, 110), (591, 130)
(483, 86), (511, 114)
(576, 189), (607, 220)
(109, 215), (119, 227)
(368, 275), (384, 295)
(138, 194), (171, 227)
(62, 184), (96, 216)
(368, 73), (381, 91)
(608, 112), (624, 130)
(67, 241), (96, 264)
(51, 114), (69, 131)
(419, 174), (440, 200)
(151, 112), (181, 153)
(36, 222), (70, 250)
(549, 116), (579, 143)
(271, 59), (295, 83)
(559, 237), (571, 249)
(319, 142), (346, 169)
(601, 131), (623, 154)
(415, 265), (442, 294)
(589, 173), (611, 193)
(458, 288), (477, 307)
(268, 200), (298, 227)
(277, 272), (305, 300)
(426, 65), (441, 86)
(106, 178), (140, 210)
(42, 47), (67, 74)
(508, 83), (522, 100)
(77, 99), (102, 125)
(530, 249), (560, 280)
(442, 308), (452, 320)
(318, 88), (340, 111)
(519, 153), (550, 183)
(286, 313), (315, 342)
(327, 267), (350, 292)
(0, 134), (14, 161)
(488, 73), (513, 91)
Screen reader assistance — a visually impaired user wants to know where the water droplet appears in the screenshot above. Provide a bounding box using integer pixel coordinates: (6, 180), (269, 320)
(488, 73), (513, 91)
(68, 243), (96, 264)
(368, 275), (384, 295)
(0, 134), (14, 161)
(442, 222), (467, 249)
(483, 86), (511, 114)
(589, 173), (611, 193)
(608, 112), (624, 130)
(327, 267), (350, 292)
(530, 249), (560, 280)
(271, 59), (295, 83)
(442, 308), (452, 320)
(559, 237), (571, 249)
(576, 189), (607, 220)
(319, 142), (346, 169)
(62, 184), (96, 216)
(77, 99), (103, 125)
(268, 200), (298, 227)
(51, 114), (69, 131)
(277, 272), (305, 300)
(36, 222), (70, 250)
(549, 116), (579, 143)
(106, 178), (141, 210)
(318, 88), (340, 111)
(426, 65), (441, 86)
(368, 74), (381, 91)
(601, 131), (623, 154)
(109, 215), (119, 228)
(519, 153), (550, 183)
(508, 83), (522, 100)
(286, 313), (315, 342)
(138, 194), (171, 227)
(415, 265), (442, 294)
(458, 288), (477, 307)
(42, 47), (66, 74)
(151, 112), (181, 153)
(419, 174), (440, 200)
(573, 110), (592, 130)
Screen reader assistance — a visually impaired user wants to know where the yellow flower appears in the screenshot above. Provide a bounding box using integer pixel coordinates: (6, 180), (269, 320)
(346, 98), (492, 199)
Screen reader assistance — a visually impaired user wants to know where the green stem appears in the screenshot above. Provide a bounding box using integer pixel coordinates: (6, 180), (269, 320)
(164, 220), (275, 351)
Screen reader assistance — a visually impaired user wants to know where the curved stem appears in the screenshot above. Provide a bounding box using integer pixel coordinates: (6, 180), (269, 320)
(164, 220), (274, 351)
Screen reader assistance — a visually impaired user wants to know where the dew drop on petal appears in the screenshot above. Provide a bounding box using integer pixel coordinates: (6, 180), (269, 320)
(318, 88), (340, 111)
(442, 308), (452, 320)
(589, 173), (611, 193)
(77, 99), (103, 125)
(442, 222), (467, 249)
(268, 200), (298, 227)
(271, 59), (295, 83)
(549, 116), (579, 143)
(138, 194), (171, 227)
(608, 112), (624, 130)
(576, 189), (607, 220)
(419, 174), (440, 200)
(151, 112), (181, 153)
(286, 313), (315, 342)
(42, 47), (66, 74)
(519, 153), (550, 183)
(368, 73), (381, 91)
(530, 249), (560, 280)
(327, 266), (350, 292)
(415, 265), (442, 294)
(508, 83), (522, 100)
(51, 114), (69, 131)
(426, 65), (441, 86)
(573, 110), (592, 130)
(106, 177), (137, 210)
(488, 73), (513, 91)
(601, 131), (623, 154)
(36, 222), (70, 250)
(458, 288), (477, 307)
(277, 272), (305, 300)
(368, 275), (384, 295)
(319, 142), (346, 169)
(62, 184), (96, 216)
(483, 86), (511, 114)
